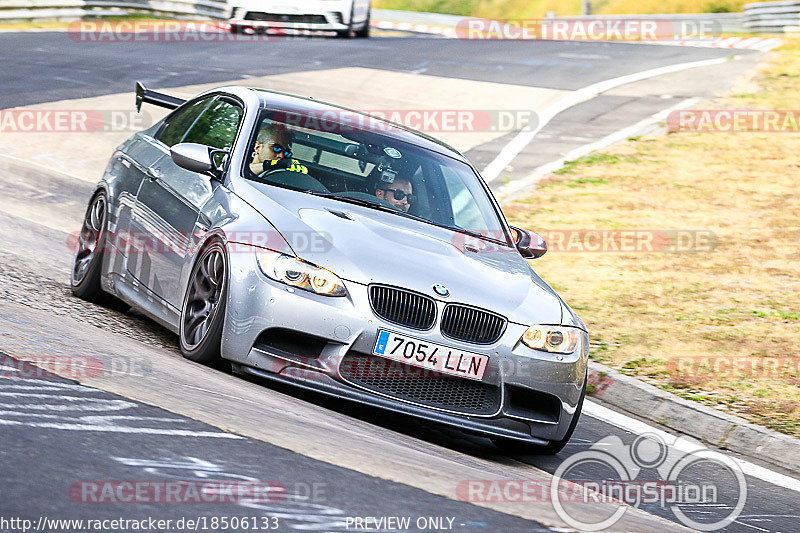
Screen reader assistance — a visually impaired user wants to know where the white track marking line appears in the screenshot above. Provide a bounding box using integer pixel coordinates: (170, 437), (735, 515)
(497, 97), (700, 201)
(481, 55), (736, 183)
(0, 418), (243, 437)
(584, 400), (800, 493)
(754, 38), (784, 51)
(733, 519), (770, 531)
(715, 37), (742, 47)
(0, 392), (122, 399)
(736, 37), (764, 49)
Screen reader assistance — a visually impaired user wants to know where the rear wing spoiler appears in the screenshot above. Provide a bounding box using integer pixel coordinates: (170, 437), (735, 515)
(135, 81), (186, 112)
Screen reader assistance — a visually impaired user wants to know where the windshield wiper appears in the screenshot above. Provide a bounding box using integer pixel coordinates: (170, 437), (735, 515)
(444, 224), (507, 245)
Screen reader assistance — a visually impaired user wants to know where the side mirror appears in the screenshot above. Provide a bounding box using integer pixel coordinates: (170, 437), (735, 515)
(510, 226), (547, 259)
(170, 143), (225, 178)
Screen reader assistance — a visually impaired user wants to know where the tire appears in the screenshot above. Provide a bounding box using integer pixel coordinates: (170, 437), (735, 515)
(492, 375), (587, 456)
(71, 191), (109, 302)
(354, 11), (370, 38)
(179, 239), (228, 367)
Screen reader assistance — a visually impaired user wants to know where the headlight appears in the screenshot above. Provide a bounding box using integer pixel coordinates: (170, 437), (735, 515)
(255, 249), (347, 297)
(521, 325), (581, 354)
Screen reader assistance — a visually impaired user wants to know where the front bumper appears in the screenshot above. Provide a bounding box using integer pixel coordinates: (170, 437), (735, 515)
(229, 12), (350, 32)
(222, 249), (588, 444)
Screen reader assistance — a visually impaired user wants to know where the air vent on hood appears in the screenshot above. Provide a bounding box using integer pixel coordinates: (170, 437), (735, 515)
(327, 209), (352, 220)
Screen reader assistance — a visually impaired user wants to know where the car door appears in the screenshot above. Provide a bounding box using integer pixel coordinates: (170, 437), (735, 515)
(104, 135), (165, 277)
(130, 95), (243, 309)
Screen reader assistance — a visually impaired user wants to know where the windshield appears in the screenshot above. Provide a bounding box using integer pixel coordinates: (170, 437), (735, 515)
(242, 109), (510, 244)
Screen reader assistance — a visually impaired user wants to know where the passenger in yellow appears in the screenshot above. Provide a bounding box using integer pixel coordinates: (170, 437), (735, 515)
(249, 123), (308, 177)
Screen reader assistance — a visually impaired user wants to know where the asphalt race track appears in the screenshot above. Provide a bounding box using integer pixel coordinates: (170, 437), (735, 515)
(0, 28), (798, 532)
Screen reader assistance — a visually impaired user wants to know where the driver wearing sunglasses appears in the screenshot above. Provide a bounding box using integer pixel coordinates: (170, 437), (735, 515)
(248, 123), (296, 176)
(375, 177), (415, 213)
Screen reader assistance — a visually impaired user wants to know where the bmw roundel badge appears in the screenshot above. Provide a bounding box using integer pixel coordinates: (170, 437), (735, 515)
(433, 284), (449, 297)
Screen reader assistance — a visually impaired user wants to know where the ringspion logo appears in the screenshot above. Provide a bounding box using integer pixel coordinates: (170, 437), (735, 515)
(458, 434), (747, 531)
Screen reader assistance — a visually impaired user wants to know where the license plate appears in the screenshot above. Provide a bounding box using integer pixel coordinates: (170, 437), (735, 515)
(372, 330), (489, 380)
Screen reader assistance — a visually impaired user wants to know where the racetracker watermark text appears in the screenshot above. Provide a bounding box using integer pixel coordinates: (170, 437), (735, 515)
(0, 110), (152, 133)
(67, 230), (330, 256)
(273, 109), (538, 133)
(455, 17), (721, 41)
(453, 229), (718, 254)
(0, 353), (151, 380)
(667, 356), (800, 379)
(70, 481), (287, 504)
(667, 109), (800, 132)
(67, 21), (283, 42)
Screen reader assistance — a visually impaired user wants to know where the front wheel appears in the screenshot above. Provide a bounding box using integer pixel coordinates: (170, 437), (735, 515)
(354, 12), (370, 38)
(179, 240), (228, 367)
(492, 375), (586, 455)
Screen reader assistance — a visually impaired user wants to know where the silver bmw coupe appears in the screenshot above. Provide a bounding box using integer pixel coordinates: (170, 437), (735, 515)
(71, 83), (589, 453)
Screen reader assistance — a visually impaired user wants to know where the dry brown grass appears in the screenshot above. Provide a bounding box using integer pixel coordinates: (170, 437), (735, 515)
(0, 20), (71, 30)
(505, 38), (800, 436)
(0, 14), (172, 31)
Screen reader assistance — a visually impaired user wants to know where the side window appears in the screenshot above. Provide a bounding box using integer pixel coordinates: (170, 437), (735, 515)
(182, 99), (243, 151)
(441, 164), (490, 232)
(157, 98), (213, 148)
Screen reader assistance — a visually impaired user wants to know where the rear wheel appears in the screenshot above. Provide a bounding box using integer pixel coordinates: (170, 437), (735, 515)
(179, 240), (228, 367)
(492, 375), (586, 455)
(71, 192), (109, 302)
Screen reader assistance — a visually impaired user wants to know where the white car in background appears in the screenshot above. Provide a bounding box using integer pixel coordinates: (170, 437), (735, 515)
(229, 0), (371, 38)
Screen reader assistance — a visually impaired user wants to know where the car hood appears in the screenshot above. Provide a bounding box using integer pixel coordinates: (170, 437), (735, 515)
(232, 182), (564, 326)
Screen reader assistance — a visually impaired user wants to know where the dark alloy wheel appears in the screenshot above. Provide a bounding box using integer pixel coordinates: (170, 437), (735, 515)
(71, 191), (109, 301)
(180, 240), (228, 367)
(354, 10), (370, 38)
